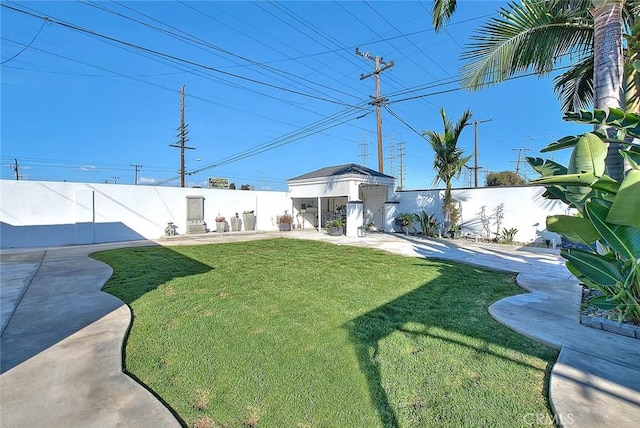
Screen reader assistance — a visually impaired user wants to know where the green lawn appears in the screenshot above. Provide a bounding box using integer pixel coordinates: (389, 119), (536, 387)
(94, 238), (557, 428)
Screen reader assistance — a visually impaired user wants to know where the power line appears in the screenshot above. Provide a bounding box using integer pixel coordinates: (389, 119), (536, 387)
(1, 3), (357, 107)
(1, 18), (48, 64)
(154, 105), (373, 185)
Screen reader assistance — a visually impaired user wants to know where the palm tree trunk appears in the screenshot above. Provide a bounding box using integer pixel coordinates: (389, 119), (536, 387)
(592, 0), (626, 180)
(443, 182), (452, 230)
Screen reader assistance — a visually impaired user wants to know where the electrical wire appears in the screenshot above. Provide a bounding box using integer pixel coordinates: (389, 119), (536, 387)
(2, 3), (357, 108)
(1, 18), (48, 64)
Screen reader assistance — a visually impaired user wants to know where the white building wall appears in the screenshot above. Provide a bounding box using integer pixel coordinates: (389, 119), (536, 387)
(0, 180), (290, 248)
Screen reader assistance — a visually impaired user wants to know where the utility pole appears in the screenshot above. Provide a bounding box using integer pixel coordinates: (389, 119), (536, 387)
(470, 118), (492, 187)
(10, 158), (19, 180)
(130, 164), (143, 185)
(169, 85), (195, 187)
(356, 47), (394, 173)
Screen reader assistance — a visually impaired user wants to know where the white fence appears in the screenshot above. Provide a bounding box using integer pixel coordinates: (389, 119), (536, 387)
(0, 180), (567, 248)
(389, 186), (567, 243)
(0, 180), (291, 248)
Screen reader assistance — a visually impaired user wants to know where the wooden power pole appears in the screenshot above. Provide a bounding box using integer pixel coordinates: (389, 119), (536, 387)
(11, 158), (19, 180)
(471, 118), (492, 187)
(356, 48), (394, 174)
(169, 86), (195, 187)
(130, 164), (143, 185)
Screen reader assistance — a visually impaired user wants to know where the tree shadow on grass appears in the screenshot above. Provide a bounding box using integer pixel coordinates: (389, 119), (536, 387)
(1, 245), (213, 375)
(93, 245), (214, 304)
(345, 260), (556, 427)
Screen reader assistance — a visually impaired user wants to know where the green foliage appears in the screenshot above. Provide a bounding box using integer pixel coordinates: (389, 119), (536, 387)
(240, 184), (251, 190)
(500, 227), (519, 244)
(413, 210), (439, 237)
(486, 171), (526, 186)
(325, 218), (344, 228)
(529, 108), (640, 323)
(394, 212), (415, 232)
(423, 108), (473, 230)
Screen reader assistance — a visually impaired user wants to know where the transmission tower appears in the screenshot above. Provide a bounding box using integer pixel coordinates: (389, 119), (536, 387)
(359, 132), (370, 167)
(397, 142), (405, 190)
(386, 142), (395, 177)
(511, 148), (531, 179)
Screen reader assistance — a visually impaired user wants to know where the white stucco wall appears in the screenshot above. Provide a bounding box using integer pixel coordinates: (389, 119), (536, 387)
(0, 180), (290, 248)
(1, 179), (567, 248)
(391, 186), (568, 243)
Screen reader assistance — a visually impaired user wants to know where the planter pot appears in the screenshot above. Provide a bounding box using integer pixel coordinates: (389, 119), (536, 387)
(230, 217), (240, 232)
(328, 226), (344, 236)
(216, 221), (226, 233)
(243, 213), (256, 231)
(279, 223), (291, 231)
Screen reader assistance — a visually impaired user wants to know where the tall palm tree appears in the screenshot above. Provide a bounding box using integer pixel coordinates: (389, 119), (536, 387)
(424, 108), (473, 229)
(431, 0), (639, 180)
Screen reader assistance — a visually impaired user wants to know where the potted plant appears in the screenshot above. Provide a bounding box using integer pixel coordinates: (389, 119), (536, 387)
(394, 212), (415, 234)
(243, 210), (256, 231)
(325, 218), (345, 236)
(230, 213), (241, 232)
(277, 212), (293, 231)
(215, 215), (226, 233)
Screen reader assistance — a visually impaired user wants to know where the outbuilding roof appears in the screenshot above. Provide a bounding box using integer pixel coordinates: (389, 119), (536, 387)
(288, 163), (394, 181)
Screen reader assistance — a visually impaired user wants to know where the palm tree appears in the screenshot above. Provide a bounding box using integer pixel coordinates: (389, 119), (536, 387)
(430, 0), (639, 180)
(424, 108), (473, 230)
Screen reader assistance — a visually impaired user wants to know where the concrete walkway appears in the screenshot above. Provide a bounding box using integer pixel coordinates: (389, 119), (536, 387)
(1, 231), (638, 427)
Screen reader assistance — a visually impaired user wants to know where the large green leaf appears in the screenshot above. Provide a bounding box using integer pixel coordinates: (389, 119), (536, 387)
(546, 215), (600, 244)
(621, 148), (640, 170)
(585, 202), (640, 260)
(568, 133), (606, 175)
(606, 170), (640, 227)
(531, 172), (598, 186)
(564, 109), (640, 139)
(589, 295), (619, 310)
(540, 185), (575, 207)
(590, 175), (620, 194)
(561, 248), (624, 287)
(526, 157), (568, 177)
(539, 135), (581, 153)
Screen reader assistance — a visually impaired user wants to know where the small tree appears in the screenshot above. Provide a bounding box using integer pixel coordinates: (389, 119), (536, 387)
(486, 171), (526, 186)
(424, 108), (473, 232)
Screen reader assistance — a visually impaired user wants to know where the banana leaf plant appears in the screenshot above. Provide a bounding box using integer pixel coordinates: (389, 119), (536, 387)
(526, 108), (640, 323)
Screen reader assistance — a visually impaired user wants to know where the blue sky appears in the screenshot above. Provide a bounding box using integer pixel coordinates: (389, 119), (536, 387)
(1, 1), (586, 190)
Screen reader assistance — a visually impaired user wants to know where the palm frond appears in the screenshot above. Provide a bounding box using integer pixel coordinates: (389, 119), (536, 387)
(460, 0), (593, 90)
(553, 56), (594, 113)
(432, 0), (457, 32)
